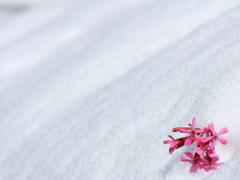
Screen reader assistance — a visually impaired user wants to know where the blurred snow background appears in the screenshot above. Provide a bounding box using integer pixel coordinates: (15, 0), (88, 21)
(1, 0), (240, 179)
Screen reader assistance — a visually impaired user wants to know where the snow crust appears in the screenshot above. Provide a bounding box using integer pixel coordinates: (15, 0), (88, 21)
(1, 0), (240, 179)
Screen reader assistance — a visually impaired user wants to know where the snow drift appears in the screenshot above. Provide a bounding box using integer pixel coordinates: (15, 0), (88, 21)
(1, 0), (240, 179)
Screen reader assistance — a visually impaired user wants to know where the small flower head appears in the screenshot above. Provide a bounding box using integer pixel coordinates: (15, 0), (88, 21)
(180, 152), (203, 173)
(163, 118), (228, 173)
(179, 117), (204, 146)
(201, 124), (228, 144)
(200, 154), (224, 172)
(163, 135), (188, 154)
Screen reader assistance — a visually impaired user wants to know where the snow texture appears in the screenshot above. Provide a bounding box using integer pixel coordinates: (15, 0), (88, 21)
(1, 0), (240, 179)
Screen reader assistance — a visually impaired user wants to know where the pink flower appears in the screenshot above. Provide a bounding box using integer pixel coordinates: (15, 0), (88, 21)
(180, 152), (203, 173)
(179, 117), (204, 146)
(202, 123), (228, 144)
(163, 135), (188, 154)
(206, 141), (217, 157)
(164, 118), (228, 173)
(195, 141), (209, 155)
(195, 127), (214, 156)
(200, 155), (224, 172)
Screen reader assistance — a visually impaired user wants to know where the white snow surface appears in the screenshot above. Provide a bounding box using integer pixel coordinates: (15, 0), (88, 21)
(1, 0), (240, 179)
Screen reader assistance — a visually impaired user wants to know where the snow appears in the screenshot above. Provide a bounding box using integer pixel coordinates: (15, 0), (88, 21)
(1, 0), (240, 179)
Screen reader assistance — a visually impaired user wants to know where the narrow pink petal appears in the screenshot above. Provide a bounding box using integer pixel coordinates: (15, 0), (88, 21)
(208, 140), (216, 151)
(190, 165), (198, 173)
(192, 117), (196, 129)
(218, 127), (228, 135)
(208, 123), (215, 134)
(195, 147), (204, 155)
(180, 156), (191, 162)
(169, 147), (176, 154)
(202, 136), (213, 142)
(218, 137), (228, 145)
(194, 135), (201, 145)
(211, 156), (219, 163)
(167, 135), (175, 140)
(203, 167), (210, 172)
(215, 162), (225, 166)
(195, 129), (204, 133)
(163, 140), (170, 144)
(184, 137), (193, 146)
(204, 127), (210, 137)
(185, 152), (194, 159)
(179, 129), (191, 133)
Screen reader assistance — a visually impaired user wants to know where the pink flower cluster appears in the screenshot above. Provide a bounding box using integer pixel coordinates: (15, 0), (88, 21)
(163, 117), (228, 173)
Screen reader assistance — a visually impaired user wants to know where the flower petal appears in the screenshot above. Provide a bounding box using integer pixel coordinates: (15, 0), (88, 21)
(185, 152), (194, 159)
(168, 141), (178, 147)
(209, 140), (216, 150)
(180, 156), (191, 162)
(195, 146), (204, 155)
(202, 136), (213, 142)
(169, 146), (176, 154)
(167, 135), (175, 140)
(203, 167), (210, 172)
(218, 137), (228, 145)
(190, 165), (198, 173)
(163, 140), (170, 144)
(208, 149), (216, 158)
(218, 127), (228, 135)
(192, 117), (196, 129)
(179, 129), (191, 133)
(208, 123), (215, 134)
(211, 156), (219, 163)
(194, 135), (201, 145)
(195, 129), (205, 133)
(215, 162), (225, 166)
(184, 137), (193, 146)
(204, 127), (210, 137)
